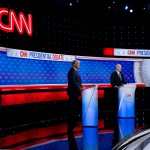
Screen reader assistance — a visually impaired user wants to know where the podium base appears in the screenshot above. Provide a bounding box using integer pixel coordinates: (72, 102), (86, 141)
(83, 127), (98, 150)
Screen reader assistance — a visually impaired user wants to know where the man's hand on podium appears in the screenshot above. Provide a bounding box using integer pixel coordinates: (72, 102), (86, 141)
(80, 87), (83, 91)
(115, 85), (118, 89)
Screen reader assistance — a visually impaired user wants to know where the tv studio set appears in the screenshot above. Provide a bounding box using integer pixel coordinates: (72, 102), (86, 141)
(0, 1), (150, 150)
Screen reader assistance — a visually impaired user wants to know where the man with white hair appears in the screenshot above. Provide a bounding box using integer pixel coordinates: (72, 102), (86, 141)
(110, 64), (127, 146)
(110, 64), (127, 89)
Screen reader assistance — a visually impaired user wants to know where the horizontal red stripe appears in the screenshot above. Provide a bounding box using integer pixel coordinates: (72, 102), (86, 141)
(0, 83), (146, 91)
(0, 84), (146, 106)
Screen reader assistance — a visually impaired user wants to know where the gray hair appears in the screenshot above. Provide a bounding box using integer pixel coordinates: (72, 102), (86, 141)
(72, 60), (80, 65)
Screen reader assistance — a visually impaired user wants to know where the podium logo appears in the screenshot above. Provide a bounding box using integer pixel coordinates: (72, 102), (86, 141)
(0, 8), (32, 36)
(126, 94), (131, 97)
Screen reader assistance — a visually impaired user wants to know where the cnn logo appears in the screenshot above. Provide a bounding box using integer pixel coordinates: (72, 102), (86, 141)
(127, 50), (135, 55)
(126, 94), (131, 97)
(0, 8), (32, 36)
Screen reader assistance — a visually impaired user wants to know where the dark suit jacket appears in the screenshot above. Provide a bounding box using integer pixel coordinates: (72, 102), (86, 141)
(110, 71), (127, 88)
(67, 67), (82, 96)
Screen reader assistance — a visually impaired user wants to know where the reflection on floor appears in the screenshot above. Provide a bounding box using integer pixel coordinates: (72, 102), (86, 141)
(23, 132), (113, 150)
(0, 117), (147, 150)
(0, 120), (113, 150)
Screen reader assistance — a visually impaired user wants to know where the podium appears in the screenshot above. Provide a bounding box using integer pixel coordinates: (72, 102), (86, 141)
(118, 83), (136, 118)
(117, 84), (136, 141)
(82, 85), (98, 150)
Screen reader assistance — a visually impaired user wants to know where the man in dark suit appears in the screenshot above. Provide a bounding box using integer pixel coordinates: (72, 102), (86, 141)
(110, 64), (127, 89)
(67, 59), (82, 150)
(110, 64), (127, 146)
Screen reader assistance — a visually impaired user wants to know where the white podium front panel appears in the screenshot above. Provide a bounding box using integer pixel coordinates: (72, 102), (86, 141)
(82, 85), (98, 126)
(118, 84), (136, 118)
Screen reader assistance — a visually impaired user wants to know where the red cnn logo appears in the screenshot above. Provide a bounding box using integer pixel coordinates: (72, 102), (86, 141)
(126, 94), (131, 97)
(0, 8), (32, 36)
(20, 51), (28, 57)
(127, 50), (135, 55)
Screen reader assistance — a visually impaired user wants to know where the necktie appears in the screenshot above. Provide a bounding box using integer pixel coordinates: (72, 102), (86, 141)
(119, 73), (122, 80)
